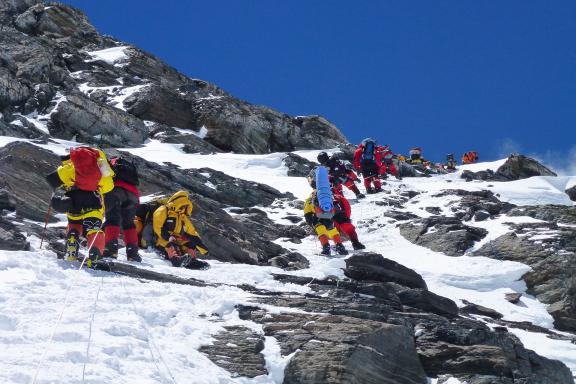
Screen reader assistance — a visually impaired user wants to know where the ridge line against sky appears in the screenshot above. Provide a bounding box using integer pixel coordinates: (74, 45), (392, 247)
(61, 0), (576, 168)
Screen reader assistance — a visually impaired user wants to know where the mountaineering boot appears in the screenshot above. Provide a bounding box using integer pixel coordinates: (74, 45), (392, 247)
(366, 187), (375, 194)
(320, 243), (331, 256)
(102, 239), (118, 259)
(170, 255), (183, 267)
(65, 230), (80, 262)
(352, 240), (366, 250)
(374, 187), (383, 193)
(335, 243), (348, 256)
(126, 244), (142, 262)
(87, 247), (102, 269)
(356, 192), (366, 199)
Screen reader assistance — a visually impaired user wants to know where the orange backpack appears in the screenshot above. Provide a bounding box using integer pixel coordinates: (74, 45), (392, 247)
(70, 147), (102, 191)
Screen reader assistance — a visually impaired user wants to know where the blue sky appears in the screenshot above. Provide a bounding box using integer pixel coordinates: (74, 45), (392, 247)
(62, 0), (576, 164)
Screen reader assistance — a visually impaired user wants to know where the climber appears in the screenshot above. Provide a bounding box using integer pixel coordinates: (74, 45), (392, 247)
(376, 145), (401, 180)
(152, 190), (210, 268)
(353, 138), (383, 194)
(317, 151), (365, 198)
(462, 151), (479, 165)
(407, 147), (425, 165)
(102, 155), (141, 262)
(332, 192), (366, 250)
(446, 154), (457, 170)
(134, 196), (167, 250)
(304, 192), (349, 257)
(45, 146), (114, 268)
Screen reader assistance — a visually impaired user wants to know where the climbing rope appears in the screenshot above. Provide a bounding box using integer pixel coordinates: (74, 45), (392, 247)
(32, 233), (100, 384)
(119, 276), (178, 384)
(82, 275), (105, 383)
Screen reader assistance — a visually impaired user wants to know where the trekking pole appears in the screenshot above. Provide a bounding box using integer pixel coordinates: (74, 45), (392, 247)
(40, 194), (54, 250)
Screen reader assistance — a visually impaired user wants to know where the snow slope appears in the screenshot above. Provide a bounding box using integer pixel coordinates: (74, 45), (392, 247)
(1, 137), (575, 383)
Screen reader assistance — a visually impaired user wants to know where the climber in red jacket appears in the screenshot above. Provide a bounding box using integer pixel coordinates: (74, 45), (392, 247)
(353, 138), (383, 194)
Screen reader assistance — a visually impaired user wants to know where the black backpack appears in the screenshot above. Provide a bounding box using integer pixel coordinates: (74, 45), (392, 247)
(110, 156), (139, 186)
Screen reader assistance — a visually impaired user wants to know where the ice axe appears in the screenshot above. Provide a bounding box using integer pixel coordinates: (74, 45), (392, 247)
(40, 193), (54, 250)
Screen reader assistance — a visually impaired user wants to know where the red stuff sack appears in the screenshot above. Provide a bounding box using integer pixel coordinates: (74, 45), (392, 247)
(70, 147), (101, 191)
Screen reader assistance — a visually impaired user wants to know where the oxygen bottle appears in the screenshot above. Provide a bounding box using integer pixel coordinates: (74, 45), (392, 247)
(315, 166), (333, 212)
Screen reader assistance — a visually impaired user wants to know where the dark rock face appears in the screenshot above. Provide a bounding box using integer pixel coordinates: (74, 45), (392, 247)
(49, 94), (148, 147)
(199, 326), (266, 378)
(474, 206), (576, 332)
(0, 217), (29, 251)
(433, 189), (516, 221)
(14, 3), (99, 41)
(566, 185), (576, 202)
(282, 315), (427, 384)
(460, 300), (504, 319)
(495, 154), (557, 180)
(183, 97), (347, 154)
(344, 252), (428, 289)
(399, 216), (488, 256)
(282, 153), (317, 177)
(1, 0), (347, 154)
(245, 252), (573, 383)
(123, 85), (199, 131)
(0, 142), (305, 266)
(0, 141), (60, 221)
(462, 155), (556, 182)
(243, 309), (428, 384)
(268, 252), (309, 270)
(292, 115), (349, 150)
(148, 123), (222, 154)
(396, 287), (459, 318)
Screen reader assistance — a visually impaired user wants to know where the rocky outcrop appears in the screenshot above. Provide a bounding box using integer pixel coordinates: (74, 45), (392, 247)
(49, 94), (148, 147)
(199, 326), (266, 378)
(246, 252), (573, 383)
(474, 206), (576, 332)
(399, 216), (488, 256)
(0, 142), (307, 266)
(292, 115), (348, 149)
(148, 123), (222, 154)
(433, 189), (516, 221)
(495, 154), (556, 180)
(344, 252), (428, 289)
(282, 153), (317, 177)
(14, 3), (100, 42)
(462, 155), (556, 182)
(566, 185), (576, 202)
(0, 141), (60, 221)
(123, 85), (199, 131)
(0, 216), (29, 251)
(1, 0), (347, 154)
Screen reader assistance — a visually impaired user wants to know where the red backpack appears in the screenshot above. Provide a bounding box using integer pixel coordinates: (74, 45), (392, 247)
(70, 147), (102, 191)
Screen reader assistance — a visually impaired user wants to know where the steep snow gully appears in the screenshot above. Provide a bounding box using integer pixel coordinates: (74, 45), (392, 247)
(0, 139), (575, 383)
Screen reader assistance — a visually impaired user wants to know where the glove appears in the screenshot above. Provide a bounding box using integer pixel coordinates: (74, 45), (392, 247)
(166, 244), (179, 259)
(186, 248), (197, 259)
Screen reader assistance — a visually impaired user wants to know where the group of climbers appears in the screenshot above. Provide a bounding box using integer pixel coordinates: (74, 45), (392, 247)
(46, 142), (481, 264)
(46, 146), (208, 269)
(304, 167), (365, 256)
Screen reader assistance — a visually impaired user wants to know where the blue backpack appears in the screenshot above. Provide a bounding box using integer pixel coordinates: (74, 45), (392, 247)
(361, 139), (376, 163)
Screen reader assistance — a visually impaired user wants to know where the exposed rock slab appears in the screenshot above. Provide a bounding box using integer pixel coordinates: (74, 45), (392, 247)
(199, 326), (267, 378)
(344, 252), (428, 289)
(474, 208), (576, 332)
(49, 94), (148, 147)
(399, 216), (488, 256)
